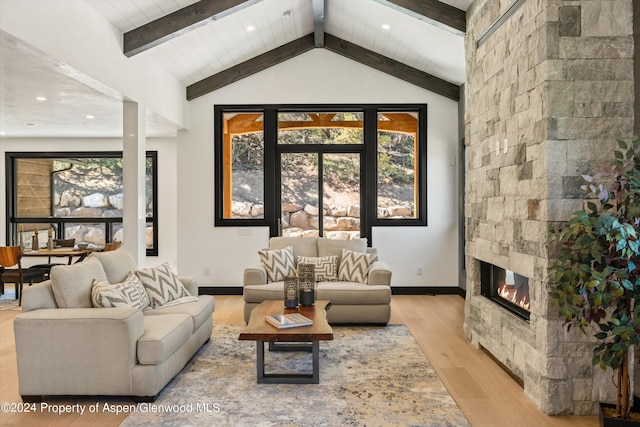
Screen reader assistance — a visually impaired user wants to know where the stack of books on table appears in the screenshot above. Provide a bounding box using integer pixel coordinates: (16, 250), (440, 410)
(265, 313), (313, 329)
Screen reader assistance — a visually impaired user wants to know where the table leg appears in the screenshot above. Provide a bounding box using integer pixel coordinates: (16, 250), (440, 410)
(255, 340), (320, 384)
(257, 341), (266, 381)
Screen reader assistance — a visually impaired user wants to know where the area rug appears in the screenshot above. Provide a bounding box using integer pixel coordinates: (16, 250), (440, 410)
(0, 287), (20, 311)
(122, 324), (469, 427)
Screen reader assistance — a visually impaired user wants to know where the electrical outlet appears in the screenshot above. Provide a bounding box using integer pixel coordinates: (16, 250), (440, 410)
(416, 267), (423, 276)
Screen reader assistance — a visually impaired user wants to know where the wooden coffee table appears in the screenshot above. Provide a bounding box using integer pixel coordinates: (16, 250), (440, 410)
(238, 300), (333, 384)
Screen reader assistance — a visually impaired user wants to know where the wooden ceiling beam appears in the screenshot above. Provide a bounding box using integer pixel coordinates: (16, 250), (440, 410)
(312, 0), (325, 47)
(124, 0), (260, 57)
(324, 33), (460, 101)
(375, 0), (466, 34)
(187, 34), (316, 100)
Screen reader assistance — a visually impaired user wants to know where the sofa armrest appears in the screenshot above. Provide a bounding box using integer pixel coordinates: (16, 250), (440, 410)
(244, 262), (267, 286)
(14, 308), (144, 396)
(369, 261), (392, 286)
(178, 276), (199, 296)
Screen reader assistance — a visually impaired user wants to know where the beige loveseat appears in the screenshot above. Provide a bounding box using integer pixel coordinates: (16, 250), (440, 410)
(243, 237), (392, 324)
(14, 248), (214, 402)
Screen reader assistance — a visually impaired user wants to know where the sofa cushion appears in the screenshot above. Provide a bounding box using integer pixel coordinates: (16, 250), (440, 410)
(244, 282), (391, 305)
(144, 295), (215, 333)
(136, 263), (197, 309)
(137, 314), (192, 365)
(269, 237), (318, 258)
(244, 282), (286, 303)
(50, 257), (108, 308)
(90, 247), (138, 283)
(316, 282), (392, 304)
(338, 249), (376, 284)
(91, 272), (150, 309)
(21, 281), (58, 312)
(317, 238), (367, 263)
(258, 246), (295, 283)
(297, 256), (338, 281)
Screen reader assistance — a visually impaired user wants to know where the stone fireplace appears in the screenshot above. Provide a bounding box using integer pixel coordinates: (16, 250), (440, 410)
(464, 0), (634, 415)
(480, 262), (530, 320)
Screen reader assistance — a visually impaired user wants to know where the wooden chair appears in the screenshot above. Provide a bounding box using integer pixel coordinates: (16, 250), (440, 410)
(30, 238), (76, 279)
(0, 246), (46, 305)
(104, 242), (122, 251)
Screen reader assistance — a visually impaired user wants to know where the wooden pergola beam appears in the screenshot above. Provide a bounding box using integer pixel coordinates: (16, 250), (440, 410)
(187, 34), (316, 100)
(324, 33), (460, 101)
(375, 0), (466, 34)
(227, 113), (419, 135)
(124, 0), (260, 57)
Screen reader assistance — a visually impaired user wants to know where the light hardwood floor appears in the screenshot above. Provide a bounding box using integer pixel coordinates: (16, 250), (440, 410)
(0, 293), (597, 426)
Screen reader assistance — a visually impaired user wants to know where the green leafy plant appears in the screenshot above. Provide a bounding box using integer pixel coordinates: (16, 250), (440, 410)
(551, 137), (640, 419)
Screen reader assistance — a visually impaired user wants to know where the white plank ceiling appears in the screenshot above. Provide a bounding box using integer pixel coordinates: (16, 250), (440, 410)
(89, 0), (467, 86)
(0, 0), (469, 137)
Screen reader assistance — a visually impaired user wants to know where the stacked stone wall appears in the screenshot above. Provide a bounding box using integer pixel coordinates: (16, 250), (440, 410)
(50, 187), (153, 248)
(464, 0), (634, 415)
(231, 201), (414, 239)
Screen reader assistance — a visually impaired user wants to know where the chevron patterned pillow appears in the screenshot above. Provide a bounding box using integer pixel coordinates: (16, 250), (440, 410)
(258, 246), (295, 283)
(136, 263), (196, 308)
(297, 256), (338, 282)
(338, 249), (376, 284)
(91, 271), (150, 309)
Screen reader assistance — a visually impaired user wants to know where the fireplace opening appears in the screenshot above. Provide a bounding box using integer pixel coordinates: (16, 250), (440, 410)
(480, 261), (530, 321)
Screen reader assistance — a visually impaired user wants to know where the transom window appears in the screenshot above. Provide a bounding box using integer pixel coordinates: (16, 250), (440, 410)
(214, 104), (427, 241)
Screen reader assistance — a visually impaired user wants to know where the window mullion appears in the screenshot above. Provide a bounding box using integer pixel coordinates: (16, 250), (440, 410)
(264, 109), (278, 236)
(363, 108), (378, 243)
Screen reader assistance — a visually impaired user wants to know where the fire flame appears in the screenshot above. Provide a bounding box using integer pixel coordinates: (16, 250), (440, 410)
(498, 283), (530, 311)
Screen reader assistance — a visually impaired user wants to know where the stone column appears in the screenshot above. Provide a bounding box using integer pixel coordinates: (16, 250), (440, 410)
(635, 1), (640, 137)
(464, 0), (634, 415)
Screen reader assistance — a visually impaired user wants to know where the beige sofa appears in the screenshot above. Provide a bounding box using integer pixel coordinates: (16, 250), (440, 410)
(243, 237), (392, 324)
(14, 248), (214, 402)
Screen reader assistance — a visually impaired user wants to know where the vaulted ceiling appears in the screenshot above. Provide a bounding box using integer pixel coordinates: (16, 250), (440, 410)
(0, 0), (470, 138)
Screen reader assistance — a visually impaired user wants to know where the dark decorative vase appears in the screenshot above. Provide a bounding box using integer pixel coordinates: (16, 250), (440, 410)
(284, 276), (298, 309)
(297, 263), (315, 306)
(600, 402), (640, 427)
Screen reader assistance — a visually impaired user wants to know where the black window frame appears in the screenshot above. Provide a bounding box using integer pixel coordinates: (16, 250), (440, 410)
(214, 104), (428, 241)
(5, 151), (159, 256)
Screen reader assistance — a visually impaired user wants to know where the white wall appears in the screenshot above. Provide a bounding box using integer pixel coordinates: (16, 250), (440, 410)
(177, 49), (459, 287)
(0, 0), (187, 128)
(0, 137), (179, 270)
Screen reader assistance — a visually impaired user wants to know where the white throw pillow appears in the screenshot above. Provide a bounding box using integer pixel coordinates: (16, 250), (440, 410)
(136, 263), (196, 309)
(297, 255), (338, 282)
(338, 249), (376, 284)
(258, 246), (295, 283)
(91, 271), (150, 309)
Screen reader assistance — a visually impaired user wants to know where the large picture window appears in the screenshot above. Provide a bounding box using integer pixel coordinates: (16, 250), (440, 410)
(5, 151), (158, 256)
(214, 104), (427, 241)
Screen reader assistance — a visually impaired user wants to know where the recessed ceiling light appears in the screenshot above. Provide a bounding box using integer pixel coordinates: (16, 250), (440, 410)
(36, 96), (47, 101)
(0, 131), (6, 135)
(382, 24), (391, 30)
(86, 115), (94, 119)
(246, 25), (255, 32)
